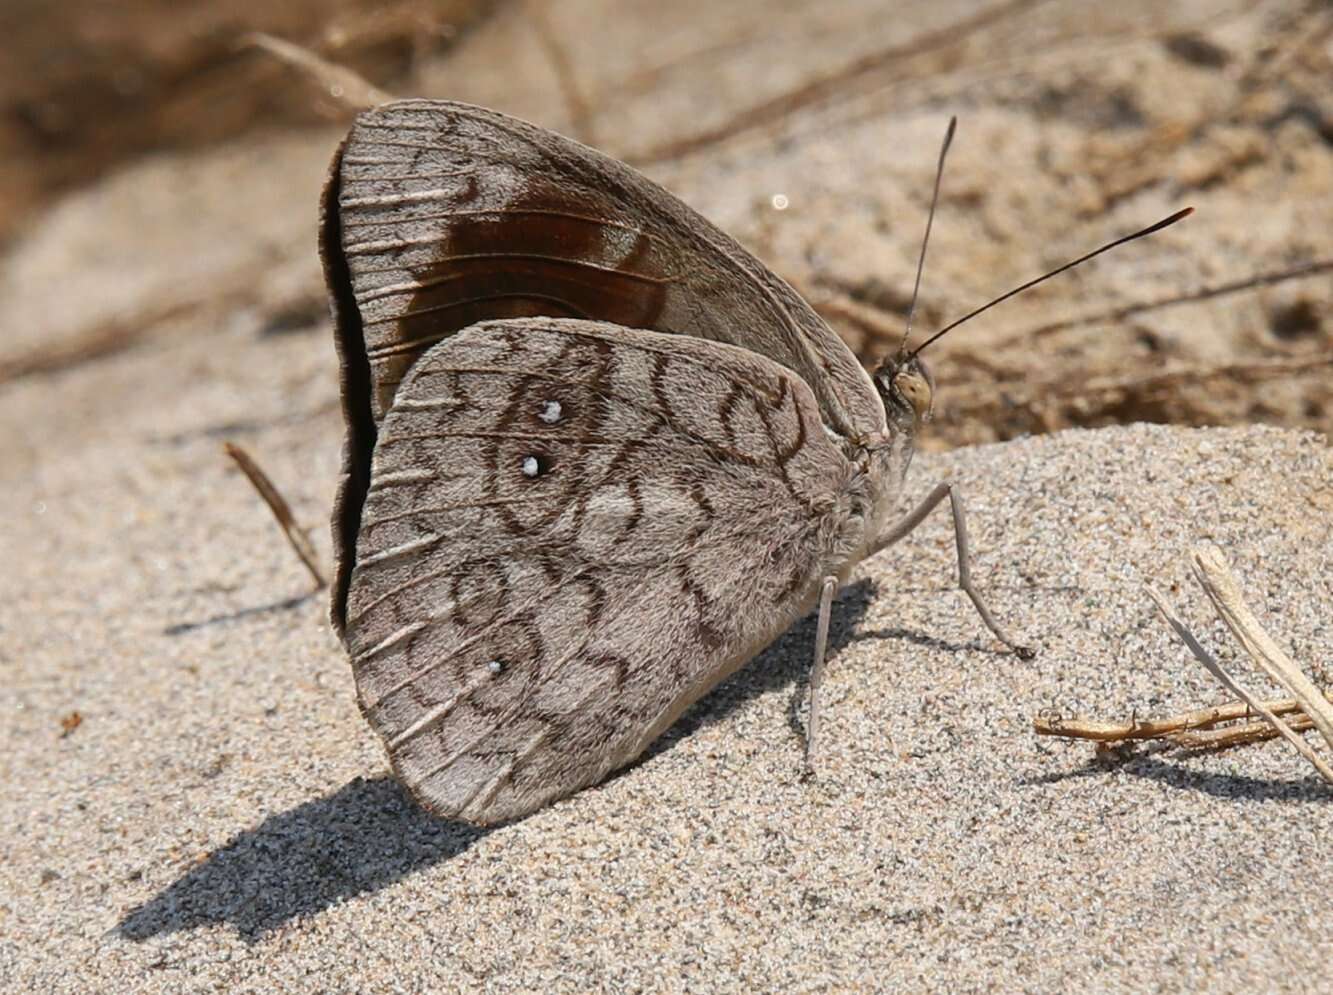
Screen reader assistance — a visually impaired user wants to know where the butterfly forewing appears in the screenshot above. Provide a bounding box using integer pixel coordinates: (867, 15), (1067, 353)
(345, 317), (862, 824)
(322, 99), (886, 634)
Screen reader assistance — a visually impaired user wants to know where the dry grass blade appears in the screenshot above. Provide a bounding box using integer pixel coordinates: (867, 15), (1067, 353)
(1145, 585), (1333, 785)
(1034, 547), (1332, 784)
(224, 442), (327, 590)
(1190, 545), (1333, 749)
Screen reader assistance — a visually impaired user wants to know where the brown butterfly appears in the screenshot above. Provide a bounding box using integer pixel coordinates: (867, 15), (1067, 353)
(320, 99), (1187, 825)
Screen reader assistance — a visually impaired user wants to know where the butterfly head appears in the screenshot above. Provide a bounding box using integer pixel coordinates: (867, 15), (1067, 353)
(873, 350), (935, 433)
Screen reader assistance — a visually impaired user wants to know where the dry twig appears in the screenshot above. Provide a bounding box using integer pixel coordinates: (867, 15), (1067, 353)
(1170, 713), (1319, 750)
(1146, 580), (1332, 784)
(1033, 694), (1329, 742)
(224, 442), (327, 590)
(1035, 545), (1333, 784)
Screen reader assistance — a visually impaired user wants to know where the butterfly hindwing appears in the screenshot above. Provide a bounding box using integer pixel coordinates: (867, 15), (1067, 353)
(344, 317), (864, 824)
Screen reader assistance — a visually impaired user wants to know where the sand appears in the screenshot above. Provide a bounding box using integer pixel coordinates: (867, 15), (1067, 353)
(2, 310), (1330, 992)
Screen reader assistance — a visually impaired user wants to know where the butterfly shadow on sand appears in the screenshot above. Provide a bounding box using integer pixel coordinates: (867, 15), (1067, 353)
(114, 776), (487, 943)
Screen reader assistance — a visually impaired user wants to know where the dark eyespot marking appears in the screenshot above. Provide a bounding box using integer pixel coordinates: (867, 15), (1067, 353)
(521, 453), (554, 478)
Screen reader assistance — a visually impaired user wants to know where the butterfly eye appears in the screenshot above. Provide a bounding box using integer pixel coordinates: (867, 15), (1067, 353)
(893, 369), (934, 422)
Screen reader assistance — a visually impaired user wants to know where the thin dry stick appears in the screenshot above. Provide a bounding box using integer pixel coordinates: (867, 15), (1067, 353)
(526, 0), (598, 147)
(1190, 545), (1333, 749)
(806, 286), (903, 344)
(0, 298), (201, 384)
(245, 32), (394, 111)
(995, 257), (1333, 347)
(1170, 713), (1318, 750)
(224, 442), (327, 589)
(951, 353), (1333, 419)
(1032, 694), (1327, 741)
(632, 0), (1041, 165)
(1145, 585), (1333, 784)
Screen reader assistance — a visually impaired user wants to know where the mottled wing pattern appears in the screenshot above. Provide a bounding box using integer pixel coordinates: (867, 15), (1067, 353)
(321, 98), (884, 633)
(345, 317), (862, 825)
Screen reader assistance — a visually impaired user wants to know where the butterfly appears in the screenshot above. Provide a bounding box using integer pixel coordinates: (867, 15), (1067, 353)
(320, 99), (1184, 825)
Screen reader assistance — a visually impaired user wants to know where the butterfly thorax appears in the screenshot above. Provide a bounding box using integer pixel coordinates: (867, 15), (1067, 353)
(843, 351), (936, 558)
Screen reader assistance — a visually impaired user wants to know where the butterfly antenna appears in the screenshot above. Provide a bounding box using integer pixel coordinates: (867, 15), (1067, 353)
(900, 116), (957, 353)
(911, 207), (1195, 357)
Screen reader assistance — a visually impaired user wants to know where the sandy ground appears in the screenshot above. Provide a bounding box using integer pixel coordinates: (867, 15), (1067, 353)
(2, 306), (1330, 991)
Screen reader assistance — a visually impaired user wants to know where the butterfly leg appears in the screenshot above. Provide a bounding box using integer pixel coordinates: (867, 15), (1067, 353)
(804, 574), (839, 773)
(871, 481), (1036, 659)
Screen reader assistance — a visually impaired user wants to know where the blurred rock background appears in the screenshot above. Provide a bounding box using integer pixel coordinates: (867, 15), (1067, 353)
(2, 0), (1329, 451)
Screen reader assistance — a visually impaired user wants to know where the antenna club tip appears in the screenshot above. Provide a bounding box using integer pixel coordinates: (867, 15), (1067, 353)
(1141, 206), (1195, 237)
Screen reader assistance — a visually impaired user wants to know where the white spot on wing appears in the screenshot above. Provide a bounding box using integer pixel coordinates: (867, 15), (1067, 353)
(522, 456), (540, 478)
(538, 400), (562, 424)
